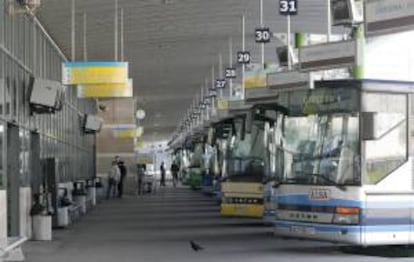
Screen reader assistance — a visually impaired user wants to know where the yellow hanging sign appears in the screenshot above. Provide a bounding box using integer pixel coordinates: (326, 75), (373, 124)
(77, 79), (133, 98)
(244, 71), (267, 89)
(217, 99), (229, 110)
(112, 125), (139, 139)
(62, 61), (128, 85)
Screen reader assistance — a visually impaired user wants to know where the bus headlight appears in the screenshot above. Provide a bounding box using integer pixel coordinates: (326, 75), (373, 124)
(332, 207), (360, 225)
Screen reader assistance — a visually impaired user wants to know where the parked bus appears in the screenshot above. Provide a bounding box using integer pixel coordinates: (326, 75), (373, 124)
(219, 108), (267, 218)
(274, 79), (414, 246)
(249, 104), (286, 224)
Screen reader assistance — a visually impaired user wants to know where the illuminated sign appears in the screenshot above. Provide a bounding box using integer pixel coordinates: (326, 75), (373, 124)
(112, 125), (139, 138)
(217, 99), (229, 110)
(62, 61), (128, 85)
(267, 71), (309, 90)
(244, 71), (267, 89)
(77, 79), (133, 98)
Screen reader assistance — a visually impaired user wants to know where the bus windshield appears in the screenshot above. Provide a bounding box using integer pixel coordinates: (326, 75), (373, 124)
(226, 116), (266, 182)
(281, 88), (361, 186)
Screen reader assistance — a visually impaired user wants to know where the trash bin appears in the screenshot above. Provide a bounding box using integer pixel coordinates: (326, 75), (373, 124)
(88, 187), (96, 207)
(73, 181), (87, 214)
(32, 215), (52, 241)
(73, 195), (87, 215)
(57, 207), (69, 227)
(86, 179), (96, 207)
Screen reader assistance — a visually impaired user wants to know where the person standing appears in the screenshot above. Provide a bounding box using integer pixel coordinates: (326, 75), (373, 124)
(137, 164), (146, 195)
(117, 161), (127, 198)
(107, 160), (120, 199)
(160, 162), (166, 187)
(171, 161), (179, 188)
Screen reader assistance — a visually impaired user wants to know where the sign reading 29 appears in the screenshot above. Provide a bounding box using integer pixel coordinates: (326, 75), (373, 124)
(279, 0), (298, 15)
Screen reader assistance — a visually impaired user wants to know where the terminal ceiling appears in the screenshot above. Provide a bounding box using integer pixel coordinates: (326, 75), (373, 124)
(38, 0), (330, 142)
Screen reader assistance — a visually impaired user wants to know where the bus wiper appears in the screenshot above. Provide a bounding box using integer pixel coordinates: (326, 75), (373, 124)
(262, 177), (282, 188)
(308, 173), (347, 191)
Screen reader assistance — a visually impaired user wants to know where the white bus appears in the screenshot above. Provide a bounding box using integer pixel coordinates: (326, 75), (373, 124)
(273, 79), (414, 246)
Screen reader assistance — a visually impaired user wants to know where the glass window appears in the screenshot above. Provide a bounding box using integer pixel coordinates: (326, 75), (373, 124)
(226, 114), (266, 182)
(283, 114), (360, 185)
(280, 88), (361, 186)
(363, 93), (407, 184)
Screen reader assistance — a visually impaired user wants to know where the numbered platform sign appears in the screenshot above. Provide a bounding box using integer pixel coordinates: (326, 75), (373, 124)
(237, 51), (251, 64)
(280, 0), (297, 15)
(225, 68), (237, 79)
(255, 28), (271, 43)
(215, 79), (227, 89)
(62, 61), (128, 85)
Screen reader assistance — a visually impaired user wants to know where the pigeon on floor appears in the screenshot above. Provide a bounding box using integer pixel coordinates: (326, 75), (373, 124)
(190, 240), (204, 251)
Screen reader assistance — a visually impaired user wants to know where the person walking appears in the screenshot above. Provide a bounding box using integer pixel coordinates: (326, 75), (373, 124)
(171, 161), (179, 188)
(117, 161), (127, 198)
(137, 164), (146, 195)
(107, 160), (120, 199)
(160, 162), (166, 187)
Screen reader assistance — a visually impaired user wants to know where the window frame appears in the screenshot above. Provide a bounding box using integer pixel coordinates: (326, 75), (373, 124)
(361, 91), (409, 185)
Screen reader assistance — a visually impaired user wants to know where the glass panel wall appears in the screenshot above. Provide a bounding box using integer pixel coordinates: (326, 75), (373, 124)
(0, 0), (96, 190)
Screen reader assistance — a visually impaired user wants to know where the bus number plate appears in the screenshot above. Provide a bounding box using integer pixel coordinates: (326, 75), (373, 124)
(309, 188), (331, 201)
(290, 226), (315, 235)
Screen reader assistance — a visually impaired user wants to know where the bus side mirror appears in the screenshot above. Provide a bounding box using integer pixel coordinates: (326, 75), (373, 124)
(361, 112), (378, 140)
(263, 122), (270, 147)
(245, 113), (252, 135)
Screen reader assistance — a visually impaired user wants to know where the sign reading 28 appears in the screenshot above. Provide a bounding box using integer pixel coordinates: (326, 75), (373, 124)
(279, 0), (297, 15)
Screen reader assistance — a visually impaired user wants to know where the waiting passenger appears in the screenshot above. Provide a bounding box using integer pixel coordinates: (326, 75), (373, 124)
(160, 162), (166, 187)
(137, 164), (146, 195)
(107, 160), (120, 199)
(171, 161), (179, 188)
(117, 161), (127, 198)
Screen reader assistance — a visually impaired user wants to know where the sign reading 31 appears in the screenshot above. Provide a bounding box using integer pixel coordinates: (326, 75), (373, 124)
(279, 0), (297, 15)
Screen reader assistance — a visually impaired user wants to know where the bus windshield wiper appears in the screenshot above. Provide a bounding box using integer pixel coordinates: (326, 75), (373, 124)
(307, 173), (347, 191)
(262, 177), (282, 188)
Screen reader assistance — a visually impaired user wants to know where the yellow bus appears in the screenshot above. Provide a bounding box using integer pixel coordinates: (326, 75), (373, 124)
(219, 110), (266, 218)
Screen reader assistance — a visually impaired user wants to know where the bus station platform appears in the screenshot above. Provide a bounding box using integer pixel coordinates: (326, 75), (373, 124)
(23, 187), (408, 262)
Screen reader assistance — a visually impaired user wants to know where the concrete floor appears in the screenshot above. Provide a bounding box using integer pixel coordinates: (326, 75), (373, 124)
(24, 186), (414, 262)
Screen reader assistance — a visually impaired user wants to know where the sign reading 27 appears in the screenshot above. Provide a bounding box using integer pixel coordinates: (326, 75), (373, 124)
(279, 0), (297, 15)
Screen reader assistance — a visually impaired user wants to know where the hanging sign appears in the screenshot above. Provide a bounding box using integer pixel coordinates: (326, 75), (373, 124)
(215, 79), (227, 89)
(255, 28), (271, 43)
(299, 40), (357, 72)
(267, 71), (309, 90)
(77, 79), (133, 98)
(279, 0), (298, 15)
(62, 61), (128, 85)
(217, 99), (229, 110)
(244, 71), (267, 89)
(237, 51), (251, 64)
(225, 68), (237, 79)
(112, 124), (139, 138)
(365, 0), (414, 36)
